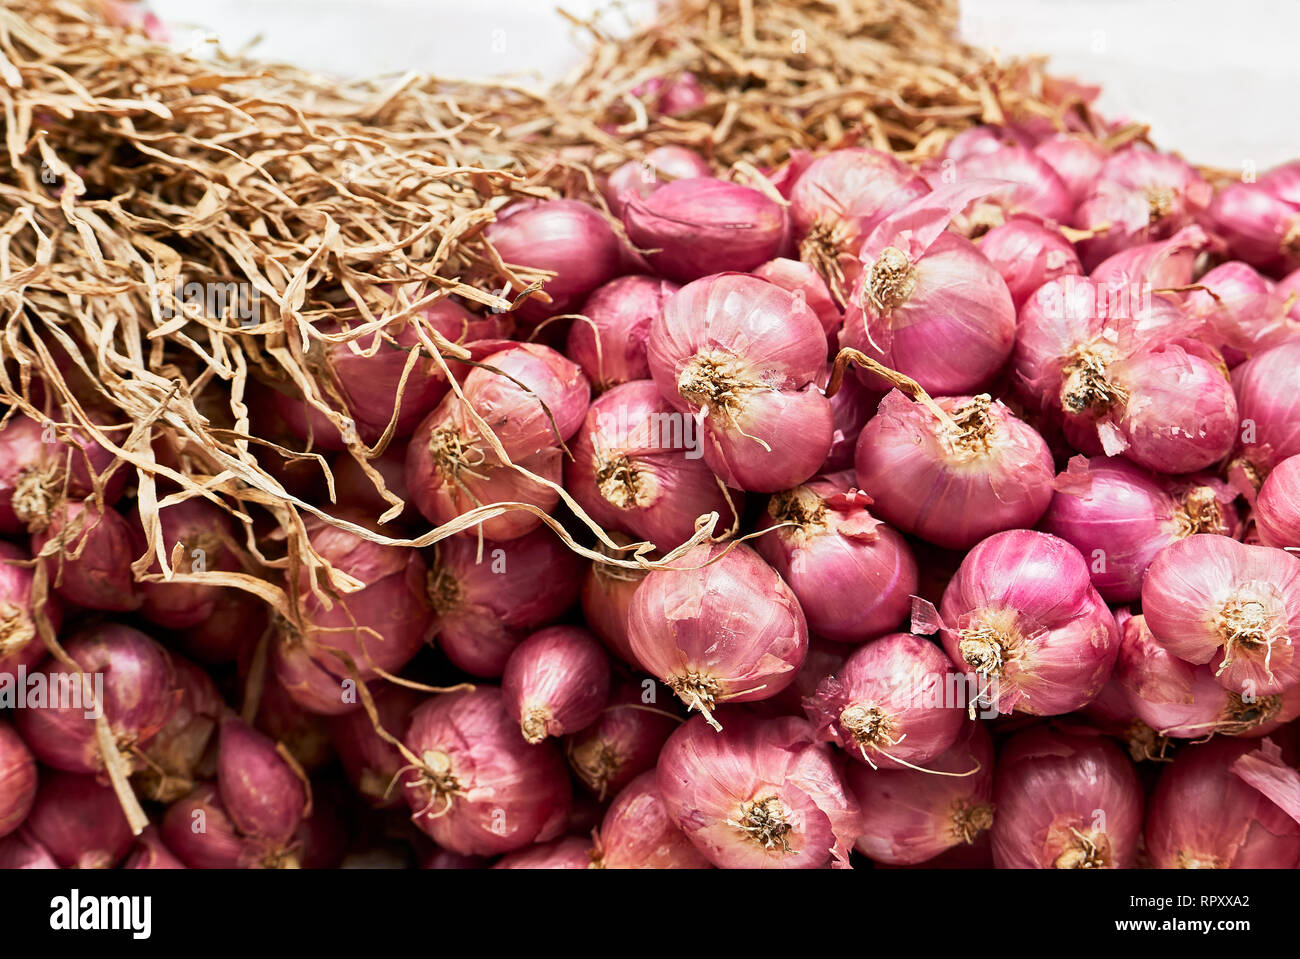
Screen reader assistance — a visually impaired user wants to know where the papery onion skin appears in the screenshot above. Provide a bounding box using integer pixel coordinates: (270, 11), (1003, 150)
(822, 373), (878, 473)
(136, 656), (222, 803)
(603, 147), (712, 214)
(138, 497), (243, 630)
(402, 687), (572, 857)
(628, 542), (809, 722)
(598, 770), (712, 868)
(1090, 225), (1207, 291)
(1145, 737), (1300, 868)
(254, 670), (336, 775)
(25, 771), (133, 869)
(493, 836), (593, 869)
(938, 530), (1120, 715)
(1034, 134), (1108, 206)
(977, 217), (1082, 309)
(992, 728), (1143, 868)
(0, 413), (126, 535)
(855, 392), (1055, 551)
(580, 550), (648, 668)
(757, 473), (916, 642)
(1141, 534), (1300, 695)
(0, 721), (36, 838)
(32, 500), (142, 612)
(751, 258), (842, 342)
(1232, 340), (1300, 473)
(331, 684), (423, 809)
(657, 713), (860, 869)
(0, 540), (61, 676)
(565, 681), (679, 799)
(217, 716), (307, 846)
(848, 720), (994, 865)
(648, 272), (832, 492)
(502, 626), (610, 744)
(1255, 454), (1300, 548)
(565, 276), (680, 391)
(0, 830), (59, 869)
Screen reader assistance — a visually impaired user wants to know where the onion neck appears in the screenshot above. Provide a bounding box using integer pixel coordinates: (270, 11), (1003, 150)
(677, 350), (761, 423)
(768, 486), (828, 535)
(938, 394), (997, 459)
(667, 670), (723, 730)
(1054, 827), (1111, 869)
(865, 246), (916, 312)
(1172, 485), (1225, 537)
(12, 466), (57, 533)
(728, 795), (793, 853)
(1220, 690), (1281, 734)
(1215, 594), (1281, 677)
(952, 800), (994, 845)
(520, 705), (552, 745)
(1060, 344), (1124, 417)
(428, 425), (481, 484)
(1174, 850), (1224, 869)
(596, 451), (645, 511)
(425, 566), (461, 616)
(1124, 720), (1171, 763)
(798, 218), (854, 304)
(568, 737), (620, 800)
(1145, 186), (1176, 224)
(957, 623), (1012, 678)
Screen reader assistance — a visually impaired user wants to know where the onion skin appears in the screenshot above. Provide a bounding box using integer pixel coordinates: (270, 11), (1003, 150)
(1255, 454), (1300, 548)
(136, 656), (222, 803)
(580, 552), (647, 667)
(565, 275), (679, 391)
(123, 827), (186, 869)
(855, 392), (1055, 551)
(623, 178), (788, 282)
(0, 721), (37, 838)
(991, 728), (1143, 868)
(657, 713), (860, 869)
(331, 684), (423, 809)
(848, 720), (994, 865)
(502, 626), (610, 744)
(1145, 737), (1300, 868)
(603, 146), (712, 214)
(138, 497), (243, 629)
(0, 413), (126, 535)
(565, 680), (678, 799)
(32, 500), (143, 612)
(628, 542), (809, 723)
(25, 771), (133, 869)
(1034, 134), (1107, 205)
(938, 530), (1120, 715)
(977, 217), (1082, 309)
(402, 688), (572, 857)
(598, 770), (712, 868)
(493, 836), (593, 869)
(0, 540), (61, 677)
(821, 373), (877, 473)
(218, 716), (307, 846)
(1232, 340), (1300, 473)
(0, 831), (59, 869)
(1141, 535), (1300, 696)
(751, 258), (842, 341)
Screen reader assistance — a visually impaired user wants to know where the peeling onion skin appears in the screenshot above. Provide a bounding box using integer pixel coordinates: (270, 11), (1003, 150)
(848, 720), (994, 866)
(24, 771), (134, 870)
(1141, 534), (1300, 696)
(627, 542), (809, 723)
(565, 275), (680, 391)
(1145, 737), (1300, 869)
(991, 728), (1144, 869)
(656, 713), (860, 869)
(598, 770), (713, 869)
(502, 626), (610, 744)
(0, 721), (37, 839)
(493, 836), (594, 869)
(402, 687), (572, 857)
(1255, 454), (1300, 548)
(0, 539), (61, 677)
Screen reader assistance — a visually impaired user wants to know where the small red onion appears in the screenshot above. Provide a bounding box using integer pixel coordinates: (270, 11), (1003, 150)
(0, 721), (36, 838)
(1184, 261), (1296, 363)
(628, 542), (809, 727)
(217, 716), (306, 847)
(1033, 134), (1107, 205)
(402, 687), (572, 856)
(992, 728), (1143, 868)
(597, 770), (712, 868)
(177, 585), (265, 665)
(947, 144), (1071, 230)
(603, 147), (712, 214)
(1090, 224), (1208, 290)
(821, 372), (877, 473)
(1232, 340), (1300, 474)
(254, 676), (333, 773)
(648, 272), (832, 492)
(756, 473), (916, 642)
(977, 216), (1082, 308)
(493, 836), (593, 869)
(580, 546), (648, 667)
(1208, 181), (1300, 274)
(751, 258), (842, 342)
(1256, 454), (1300, 548)
(330, 446), (418, 528)
(848, 720), (994, 865)
(0, 540), (60, 676)
(502, 626), (610, 744)
(32, 500), (143, 612)
(937, 530), (1119, 715)
(622, 178), (788, 282)
(631, 71), (707, 116)
(855, 392), (1054, 551)
(123, 827), (186, 869)
(136, 656), (222, 802)
(25, 771), (133, 869)
(1142, 535), (1300, 695)
(161, 783), (285, 869)
(427, 527), (582, 677)
(0, 412), (126, 534)
(331, 683), (422, 808)
(657, 713), (860, 868)
(1145, 737), (1300, 868)
(0, 830), (58, 869)
(565, 680), (679, 798)
(138, 497), (243, 629)
(565, 275), (679, 391)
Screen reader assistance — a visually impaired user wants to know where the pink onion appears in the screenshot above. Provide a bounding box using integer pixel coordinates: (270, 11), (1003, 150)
(123, 827), (186, 869)
(1090, 224), (1208, 290)
(579, 545), (648, 667)
(428, 526), (582, 677)
(1040, 455), (1239, 602)
(1141, 535), (1300, 695)
(1033, 134), (1107, 205)
(839, 181), (1016, 396)
(1256, 454), (1300, 548)
(937, 530), (1119, 715)
(1208, 181), (1300, 274)
(566, 680), (678, 799)
(402, 687), (572, 856)
(977, 216), (1082, 308)
(623, 178), (788, 282)
(136, 656), (222, 802)
(331, 684), (422, 809)
(1145, 737), (1300, 868)
(756, 473), (916, 642)
(603, 146), (712, 214)
(16, 623), (175, 774)
(485, 199), (623, 323)
(855, 392), (1054, 551)
(161, 783), (286, 869)
(0, 831), (58, 869)
(567, 380), (741, 548)
(138, 497), (243, 629)
(0, 721), (36, 838)
(597, 770), (712, 868)
(502, 626), (610, 744)
(947, 144), (1071, 230)
(751, 258), (842, 342)
(25, 771), (133, 869)
(806, 633), (965, 771)
(1232, 340), (1300, 475)
(1184, 261), (1296, 363)
(822, 372), (877, 472)
(0, 540), (60, 676)
(32, 500), (143, 612)
(657, 713), (860, 868)
(632, 71), (707, 116)
(847, 720), (994, 865)
(991, 728), (1143, 868)
(940, 125), (1035, 162)
(628, 542), (809, 727)
(217, 716), (307, 847)
(0, 412), (125, 534)
(647, 272), (832, 492)
(493, 836), (593, 869)
(565, 275), (679, 391)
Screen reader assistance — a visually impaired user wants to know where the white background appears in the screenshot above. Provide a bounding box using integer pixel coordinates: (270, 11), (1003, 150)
(149, 0), (1298, 169)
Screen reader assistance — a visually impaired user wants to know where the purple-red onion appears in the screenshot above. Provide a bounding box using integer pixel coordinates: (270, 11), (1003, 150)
(1255, 454), (1300, 548)
(977, 216), (1082, 308)
(0, 540), (60, 676)
(597, 770), (712, 868)
(502, 626), (610, 744)
(565, 275), (679, 391)
(25, 771), (133, 869)
(32, 500), (143, 612)
(0, 721), (36, 838)
(565, 680), (679, 799)
(603, 146), (712, 214)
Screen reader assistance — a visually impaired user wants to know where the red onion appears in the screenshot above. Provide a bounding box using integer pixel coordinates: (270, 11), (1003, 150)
(0, 721), (36, 838)
(1145, 737), (1300, 868)
(217, 716), (306, 847)
(331, 684), (422, 808)
(947, 144), (1071, 230)
(123, 827), (186, 869)
(493, 836), (593, 869)
(254, 676), (333, 773)
(1208, 181), (1300, 274)
(25, 771), (133, 869)
(991, 728), (1143, 868)
(567, 380), (741, 548)
(0, 412), (125, 534)
(603, 146), (712, 213)
(751, 258), (842, 342)
(847, 720), (994, 865)
(565, 275), (679, 391)
(1033, 134), (1107, 205)
(628, 542), (809, 726)
(761, 635), (849, 718)
(806, 633), (965, 772)
(839, 182), (1016, 396)
(937, 530), (1119, 715)
(565, 679), (678, 798)
(485, 199), (623, 323)
(16, 623), (175, 774)
(631, 71), (707, 116)
(579, 545), (648, 667)
(756, 473), (916, 642)
(177, 585), (266, 665)
(1142, 535), (1300, 695)
(788, 148), (930, 297)
(596, 770), (712, 868)
(136, 656), (221, 802)
(940, 125), (1035, 162)
(330, 446), (417, 527)
(1256, 454), (1300, 548)
(1184, 261), (1296, 363)
(647, 273), (832, 492)
(1090, 224), (1208, 290)
(0, 830), (58, 869)
(822, 372), (876, 472)
(0, 540), (60, 676)
(161, 783), (287, 869)
(1040, 455), (1239, 602)
(502, 626), (610, 743)
(428, 526), (582, 677)
(855, 392), (1054, 551)
(32, 500), (143, 612)
(402, 687), (572, 856)
(977, 216), (1082, 308)
(138, 497), (243, 629)
(1232, 340), (1300, 475)
(657, 713), (860, 868)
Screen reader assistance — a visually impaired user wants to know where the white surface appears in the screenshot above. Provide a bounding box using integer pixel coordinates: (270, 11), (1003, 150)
(151, 0), (1298, 169)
